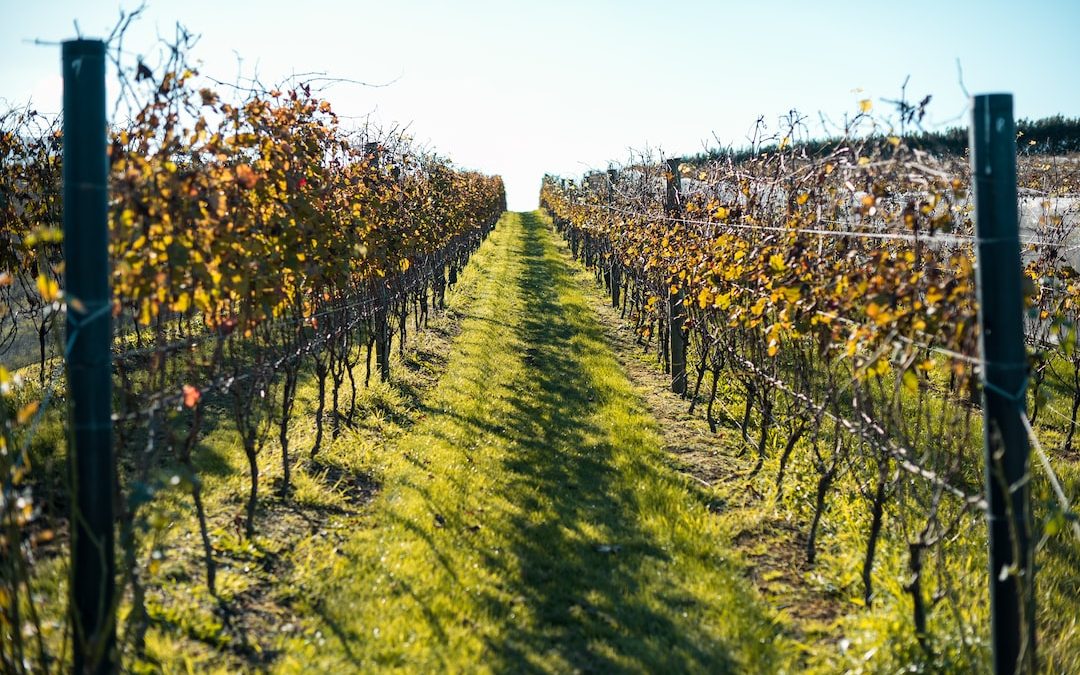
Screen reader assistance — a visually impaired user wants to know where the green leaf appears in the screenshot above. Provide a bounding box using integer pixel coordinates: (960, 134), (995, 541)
(902, 369), (919, 394)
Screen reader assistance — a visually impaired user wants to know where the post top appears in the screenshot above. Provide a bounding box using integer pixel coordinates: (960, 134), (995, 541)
(972, 93), (1013, 107)
(62, 39), (106, 57)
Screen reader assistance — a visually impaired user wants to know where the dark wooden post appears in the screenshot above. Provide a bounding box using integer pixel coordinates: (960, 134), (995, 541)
(365, 142), (391, 382)
(608, 168), (621, 308)
(665, 158), (686, 395)
(434, 259), (446, 310)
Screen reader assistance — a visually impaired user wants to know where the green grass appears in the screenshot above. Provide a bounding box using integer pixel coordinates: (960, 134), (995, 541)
(271, 211), (791, 672)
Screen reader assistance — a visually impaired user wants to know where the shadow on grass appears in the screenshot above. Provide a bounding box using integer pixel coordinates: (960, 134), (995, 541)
(386, 213), (737, 673)
(477, 213), (730, 673)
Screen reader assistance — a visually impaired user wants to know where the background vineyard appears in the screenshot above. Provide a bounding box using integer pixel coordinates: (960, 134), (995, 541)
(539, 109), (1080, 671)
(1, 33), (503, 672)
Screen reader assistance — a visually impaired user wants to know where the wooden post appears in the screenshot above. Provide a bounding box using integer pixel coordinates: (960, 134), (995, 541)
(608, 168), (621, 308)
(365, 142), (391, 382)
(665, 158), (687, 395)
(434, 261), (446, 309)
(375, 283), (390, 382)
(665, 157), (682, 219)
(971, 93), (1035, 675)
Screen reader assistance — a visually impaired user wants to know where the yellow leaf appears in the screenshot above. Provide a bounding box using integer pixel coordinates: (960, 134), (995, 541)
(36, 274), (60, 302)
(16, 401), (39, 425)
(902, 369), (919, 393)
(194, 287), (211, 312)
(697, 288), (711, 309)
(25, 227), (63, 246)
(399, 258), (411, 273)
(769, 254), (786, 273)
(173, 293), (191, 313)
(139, 299), (152, 326)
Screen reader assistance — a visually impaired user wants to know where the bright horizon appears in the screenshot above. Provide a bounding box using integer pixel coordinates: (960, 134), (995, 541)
(3, 0), (1078, 211)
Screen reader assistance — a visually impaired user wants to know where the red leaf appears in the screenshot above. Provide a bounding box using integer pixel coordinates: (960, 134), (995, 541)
(182, 384), (201, 408)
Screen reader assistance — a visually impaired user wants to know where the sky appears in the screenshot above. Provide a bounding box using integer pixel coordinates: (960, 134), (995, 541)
(2, 0), (1078, 211)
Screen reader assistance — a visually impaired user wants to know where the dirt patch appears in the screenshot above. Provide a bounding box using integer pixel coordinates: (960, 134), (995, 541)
(731, 517), (844, 627)
(304, 460), (380, 508)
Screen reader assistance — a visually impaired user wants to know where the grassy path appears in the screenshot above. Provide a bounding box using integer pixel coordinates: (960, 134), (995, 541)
(281, 212), (789, 673)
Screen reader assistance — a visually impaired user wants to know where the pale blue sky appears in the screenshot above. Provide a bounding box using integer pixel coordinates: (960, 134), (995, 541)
(2, 0), (1078, 210)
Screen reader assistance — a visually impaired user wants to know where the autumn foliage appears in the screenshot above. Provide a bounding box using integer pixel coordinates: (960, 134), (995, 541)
(0, 35), (503, 671)
(541, 126), (1080, 665)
